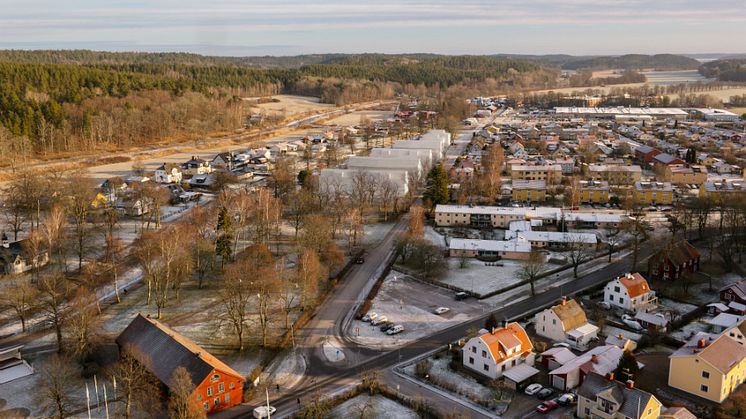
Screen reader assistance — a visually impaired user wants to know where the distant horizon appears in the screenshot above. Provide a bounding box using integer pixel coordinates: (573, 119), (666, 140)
(3, 1), (746, 57)
(0, 45), (744, 60)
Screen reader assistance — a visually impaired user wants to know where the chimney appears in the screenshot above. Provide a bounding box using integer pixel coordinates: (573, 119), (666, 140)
(591, 354), (598, 364)
(607, 372), (615, 381)
(1, 232), (8, 249)
(626, 380), (634, 389)
(561, 296), (567, 306)
(618, 334), (624, 339)
(697, 338), (706, 348)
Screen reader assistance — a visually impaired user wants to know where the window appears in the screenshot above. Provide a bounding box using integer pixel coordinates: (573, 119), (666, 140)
(229, 383), (235, 390)
(214, 398), (220, 406)
(702, 371), (710, 379)
(211, 374), (220, 382)
(469, 357), (474, 365)
(225, 393), (231, 403)
(197, 394), (202, 400)
(614, 286), (620, 293)
(482, 350), (487, 358)
(471, 346), (476, 353)
(483, 364), (489, 372)
(552, 319), (556, 325)
(218, 383), (225, 393)
(206, 386), (213, 397)
(585, 407), (590, 415)
(701, 384), (709, 392)
(203, 403), (209, 410)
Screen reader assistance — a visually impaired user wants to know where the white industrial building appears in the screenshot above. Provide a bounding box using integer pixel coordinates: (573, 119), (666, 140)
(369, 148), (434, 169)
(391, 129), (451, 159)
(345, 156), (423, 179)
(690, 108), (740, 122)
(554, 107), (689, 121)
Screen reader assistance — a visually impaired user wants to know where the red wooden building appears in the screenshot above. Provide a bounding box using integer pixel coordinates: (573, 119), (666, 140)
(646, 240), (700, 281)
(116, 314), (245, 415)
(720, 279), (746, 306)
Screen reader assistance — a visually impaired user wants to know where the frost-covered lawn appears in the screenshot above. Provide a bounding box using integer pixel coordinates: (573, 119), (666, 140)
(438, 258), (524, 295)
(402, 355), (497, 405)
(363, 222), (395, 247)
(658, 298), (698, 316)
(328, 394), (420, 419)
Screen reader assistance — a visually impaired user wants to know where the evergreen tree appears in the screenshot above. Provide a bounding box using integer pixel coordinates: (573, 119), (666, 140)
(615, 350), (639, 382)
(423, 164), (449, 206)
(485, 313), (499, 331)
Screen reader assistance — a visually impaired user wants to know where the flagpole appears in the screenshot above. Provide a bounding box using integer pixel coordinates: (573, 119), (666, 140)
(85, 382), (91, 419)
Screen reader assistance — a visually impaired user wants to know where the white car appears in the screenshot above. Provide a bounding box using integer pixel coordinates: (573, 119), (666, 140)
(361, 312), (378, 322)
(623, 319), (644, 331)
(387, 325), (404, 335)
(253, 406), (276, 418)
(524, 383), (543, 395)
(371, 315), (388, 326)
(434, 307), (450, 315)
(553, 342), (570, 348)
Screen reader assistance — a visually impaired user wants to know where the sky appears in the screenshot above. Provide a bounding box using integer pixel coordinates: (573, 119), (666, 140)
(1, 0), (745, 57)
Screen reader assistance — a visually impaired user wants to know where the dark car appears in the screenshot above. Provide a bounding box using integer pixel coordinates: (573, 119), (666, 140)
(455, 292), (469, 301)
(537, 388), (554, 400)
(355, 257), (365, 264)
(379, 322), (393, 332)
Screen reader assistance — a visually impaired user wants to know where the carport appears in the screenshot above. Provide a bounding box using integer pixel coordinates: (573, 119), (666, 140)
(503, 363), (539, 390)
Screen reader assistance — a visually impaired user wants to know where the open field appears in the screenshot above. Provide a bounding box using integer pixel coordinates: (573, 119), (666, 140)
(245, 95), (335, 117)
(322, 110), (393, 126)
(665, 87), (746, 103)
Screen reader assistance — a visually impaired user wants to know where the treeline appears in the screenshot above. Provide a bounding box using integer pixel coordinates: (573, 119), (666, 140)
(560, 54), (700, 70)
(568, 70), (646, 87)
(699, 59), (746, 82)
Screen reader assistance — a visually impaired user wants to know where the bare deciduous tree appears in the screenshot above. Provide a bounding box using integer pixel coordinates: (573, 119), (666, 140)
(38, 273), (69, 352)
(168, 367), (207, 419)
(108, 352), (160, 419)
(519, 250), (545, 296)
(0, 279), (39, 332)
(36, 354), (80, 419)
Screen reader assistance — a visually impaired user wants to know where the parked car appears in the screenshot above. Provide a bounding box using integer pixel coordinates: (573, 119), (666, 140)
(387, 325), (404, 335)
(557, 393), (577, 406)
(537, 388), (554, 400)
(362, 312), (378, 322)
(355, 256), (365, 264)
(434, 307), (450, 315)
(536, 400), (558, 414)
(621, 314), (644, 331)
(552, 342), (570, 348)
(253, 406), (277, 418)
(379, 322), (393, 332)
(371, 316), (388, 326)
(455, 292), (469, 301)
(524, 383), (543, 395)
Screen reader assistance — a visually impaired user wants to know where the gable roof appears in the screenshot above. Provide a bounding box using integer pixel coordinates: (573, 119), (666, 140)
(550, 299), (588, 332)
(551, 345), (622, 376)
(650, 240), (700, 268)
(721, 278), (746, 301)
(617, 273), (652, 298)
(578, 372), (659, 419)
(478, 322), (533, 364)
(116, 314), (244, 388)
(671, 332), (746, 375)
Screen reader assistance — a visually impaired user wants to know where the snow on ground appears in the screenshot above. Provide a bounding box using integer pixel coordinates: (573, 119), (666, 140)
(671, 320), (712, 342)
(323, 339), (346, 363)
(602, 325), (642, 342)
(402, 355), (493, 403)
(351, 272), (471, 349)
(328, 394), (420, 419)
(424, 226), (447, 248)
(658, 298), (698, 316)
(260, 349), (306, 389)
(439, 258), (524, 295)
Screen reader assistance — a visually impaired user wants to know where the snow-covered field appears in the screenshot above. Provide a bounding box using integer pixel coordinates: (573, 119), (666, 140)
(424, 226), (447, 248)
(402, 355), (493, 403)
(362, 222), (395, 247)
(328, 394), (420, 419)
(658, 298), (698, 316)
(350, 272), (471, 349)
(259, 349), (305, 389)
(438, 258), (524, 295)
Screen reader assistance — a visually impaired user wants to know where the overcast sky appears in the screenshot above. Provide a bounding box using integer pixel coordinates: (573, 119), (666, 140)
(2, 0), (744, 56)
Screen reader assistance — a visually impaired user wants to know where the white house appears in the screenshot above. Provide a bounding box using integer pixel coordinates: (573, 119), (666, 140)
(462, 322), (537, 382)
(181, 156), (213, 176)
(535, 298), (599, 350)
(153, 163), (183, 184)
(603, 273), (657, 313)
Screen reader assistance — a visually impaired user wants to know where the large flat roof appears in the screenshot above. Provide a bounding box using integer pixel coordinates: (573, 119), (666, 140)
(555, 107), (688, 116)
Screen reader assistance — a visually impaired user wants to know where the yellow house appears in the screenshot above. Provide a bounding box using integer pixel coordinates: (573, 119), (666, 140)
(511, 164), (562, 185)
(633, 181), (673, 205)
(669, 333), (746, 403)
(666, 164), (708, 185)
(578, 180), (610, 204)
(589, 164), (642, 186)
(577, 372), (662, 419)
(512, 180), (547, 202)
(700, 180), (746, 200)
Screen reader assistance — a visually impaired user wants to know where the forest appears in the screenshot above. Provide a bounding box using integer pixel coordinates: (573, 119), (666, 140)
(0, 50), (547, 158)
(699, 59), (746, 82)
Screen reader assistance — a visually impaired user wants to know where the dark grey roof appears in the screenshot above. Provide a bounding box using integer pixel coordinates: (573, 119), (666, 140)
(116, 314), (244, 389)
(578, 372), (656, 419)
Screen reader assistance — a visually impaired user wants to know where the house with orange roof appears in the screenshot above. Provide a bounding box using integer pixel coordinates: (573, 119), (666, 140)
(116, 314), (246, 414)
(462, 322), (536, 383)
(535, 298), (599, 351)
(669, 332), (746, 403)
(603, 273), (657, 313)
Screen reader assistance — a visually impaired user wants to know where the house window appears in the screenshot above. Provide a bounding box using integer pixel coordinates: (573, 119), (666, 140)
(703, 371), (710, 379)
(203, 403), (209, 410)
(206, 386), (213, 396)
(484, 364), (489, 372)
(469, 357), (474, 365)
(614, 286), (620, 293)
(482, 350), (487, 358)
(471, 346), (477, 353)
(229, 383), (235, 389)
(211, 374), (220, 382)
(218, 383), (225, 393)
(585, 407), (590, 415)
(214, 398), (220, 406)
(701, 384), (709, 392)
(225, 393), (231, 403)
(552, 319), (556, 325)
